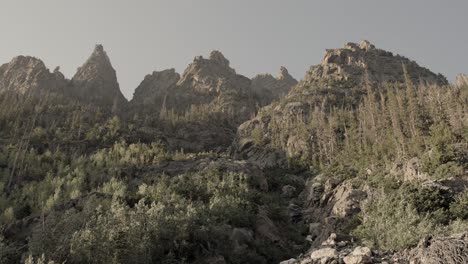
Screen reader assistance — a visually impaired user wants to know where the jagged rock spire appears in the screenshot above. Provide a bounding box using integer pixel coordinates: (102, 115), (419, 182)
(72, 44), (127, 108)
(209, 50), (230, 67)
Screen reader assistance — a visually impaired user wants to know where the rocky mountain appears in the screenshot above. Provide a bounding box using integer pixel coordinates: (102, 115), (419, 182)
(71, 45), (127, 108)
(296, 40), (447, 92)
(232, 40), (450, 168)
(131, 50), (256, 123)
(251, 66), (298, 106)
(0, 56), (67, 95)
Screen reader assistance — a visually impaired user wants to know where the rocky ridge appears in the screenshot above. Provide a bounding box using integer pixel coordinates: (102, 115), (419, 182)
(294, 40), (447, 93)
(0, 56), (67, 95)
(131, 69), (180, 108)
(251, 66), (298, 106)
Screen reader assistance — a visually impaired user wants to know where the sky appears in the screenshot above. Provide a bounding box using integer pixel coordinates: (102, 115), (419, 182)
(0, 0), (467, 99)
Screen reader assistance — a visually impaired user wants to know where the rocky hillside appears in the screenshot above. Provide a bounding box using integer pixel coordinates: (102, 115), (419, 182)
(0, 40), (466, 264)
(232, 40), (450, 168)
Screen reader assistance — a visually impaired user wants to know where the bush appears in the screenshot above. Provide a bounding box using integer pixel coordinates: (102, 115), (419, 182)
(450, 190), (468, 220)
(353, 191), (437, 250)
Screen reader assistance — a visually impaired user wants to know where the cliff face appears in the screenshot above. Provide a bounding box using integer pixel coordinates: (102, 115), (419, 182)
(71, 45), (127, 108)
(0, 56), (67, 95)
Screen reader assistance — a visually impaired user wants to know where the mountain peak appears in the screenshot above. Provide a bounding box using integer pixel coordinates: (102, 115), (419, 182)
(209, 50), (230, 67)
(71, 45), (127, 107)
(277, 66), (292, 80)
(0, 55), (66, 94)
(303, 40), (448, 91)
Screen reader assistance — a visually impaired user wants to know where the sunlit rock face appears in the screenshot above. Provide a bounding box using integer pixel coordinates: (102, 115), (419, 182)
(0, 56), (67, 95)
(294, 40), (447, 93)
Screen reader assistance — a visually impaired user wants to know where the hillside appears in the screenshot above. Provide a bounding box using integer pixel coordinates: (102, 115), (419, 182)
(0, 41), (467, 264)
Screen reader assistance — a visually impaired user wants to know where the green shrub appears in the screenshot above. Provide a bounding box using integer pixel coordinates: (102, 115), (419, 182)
(450, 190), (468, 220)
(353, 191), (437, 250)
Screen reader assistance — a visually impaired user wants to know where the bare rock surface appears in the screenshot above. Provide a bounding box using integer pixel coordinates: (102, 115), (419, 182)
(296, 40), (447, 93)
(251, 66), (298, 106)
(456, 74), (468, 87)
(71, 44), (127, 108)
(131, 68), (180, 107)
(135, 50), (257, 123)
(0, 56), (67, 94)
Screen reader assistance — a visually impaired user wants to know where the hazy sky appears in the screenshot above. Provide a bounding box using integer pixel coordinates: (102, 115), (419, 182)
(1, 1), (467, 99)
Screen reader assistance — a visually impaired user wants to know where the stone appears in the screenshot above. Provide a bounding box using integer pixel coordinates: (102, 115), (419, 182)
(280, 258), (297, 264)
(331, 181), (367, 218)
(343, 246), (372, 264)
(310, 247), (339, 260)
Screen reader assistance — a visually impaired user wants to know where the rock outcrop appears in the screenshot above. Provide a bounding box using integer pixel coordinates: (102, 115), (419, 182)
(131, 50), (256, 123)
(297, 40), (447, 92)
(282, 232), (468, 263)
(131, 69), (180, 107)
(175, 50), (256, 122)
(456, 74), (468, 87)
(232, 40), (449, 168)
(251, 66), (298, 106)
(71, 44), (127, 108)
(0, 56), (67, 95)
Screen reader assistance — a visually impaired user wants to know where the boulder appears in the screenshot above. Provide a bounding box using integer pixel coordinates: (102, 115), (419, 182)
(331, 181), (367, 218)
(310, 247), (338, 261)
(280, 258), (297, 264)
(343, 246), (372, 264)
